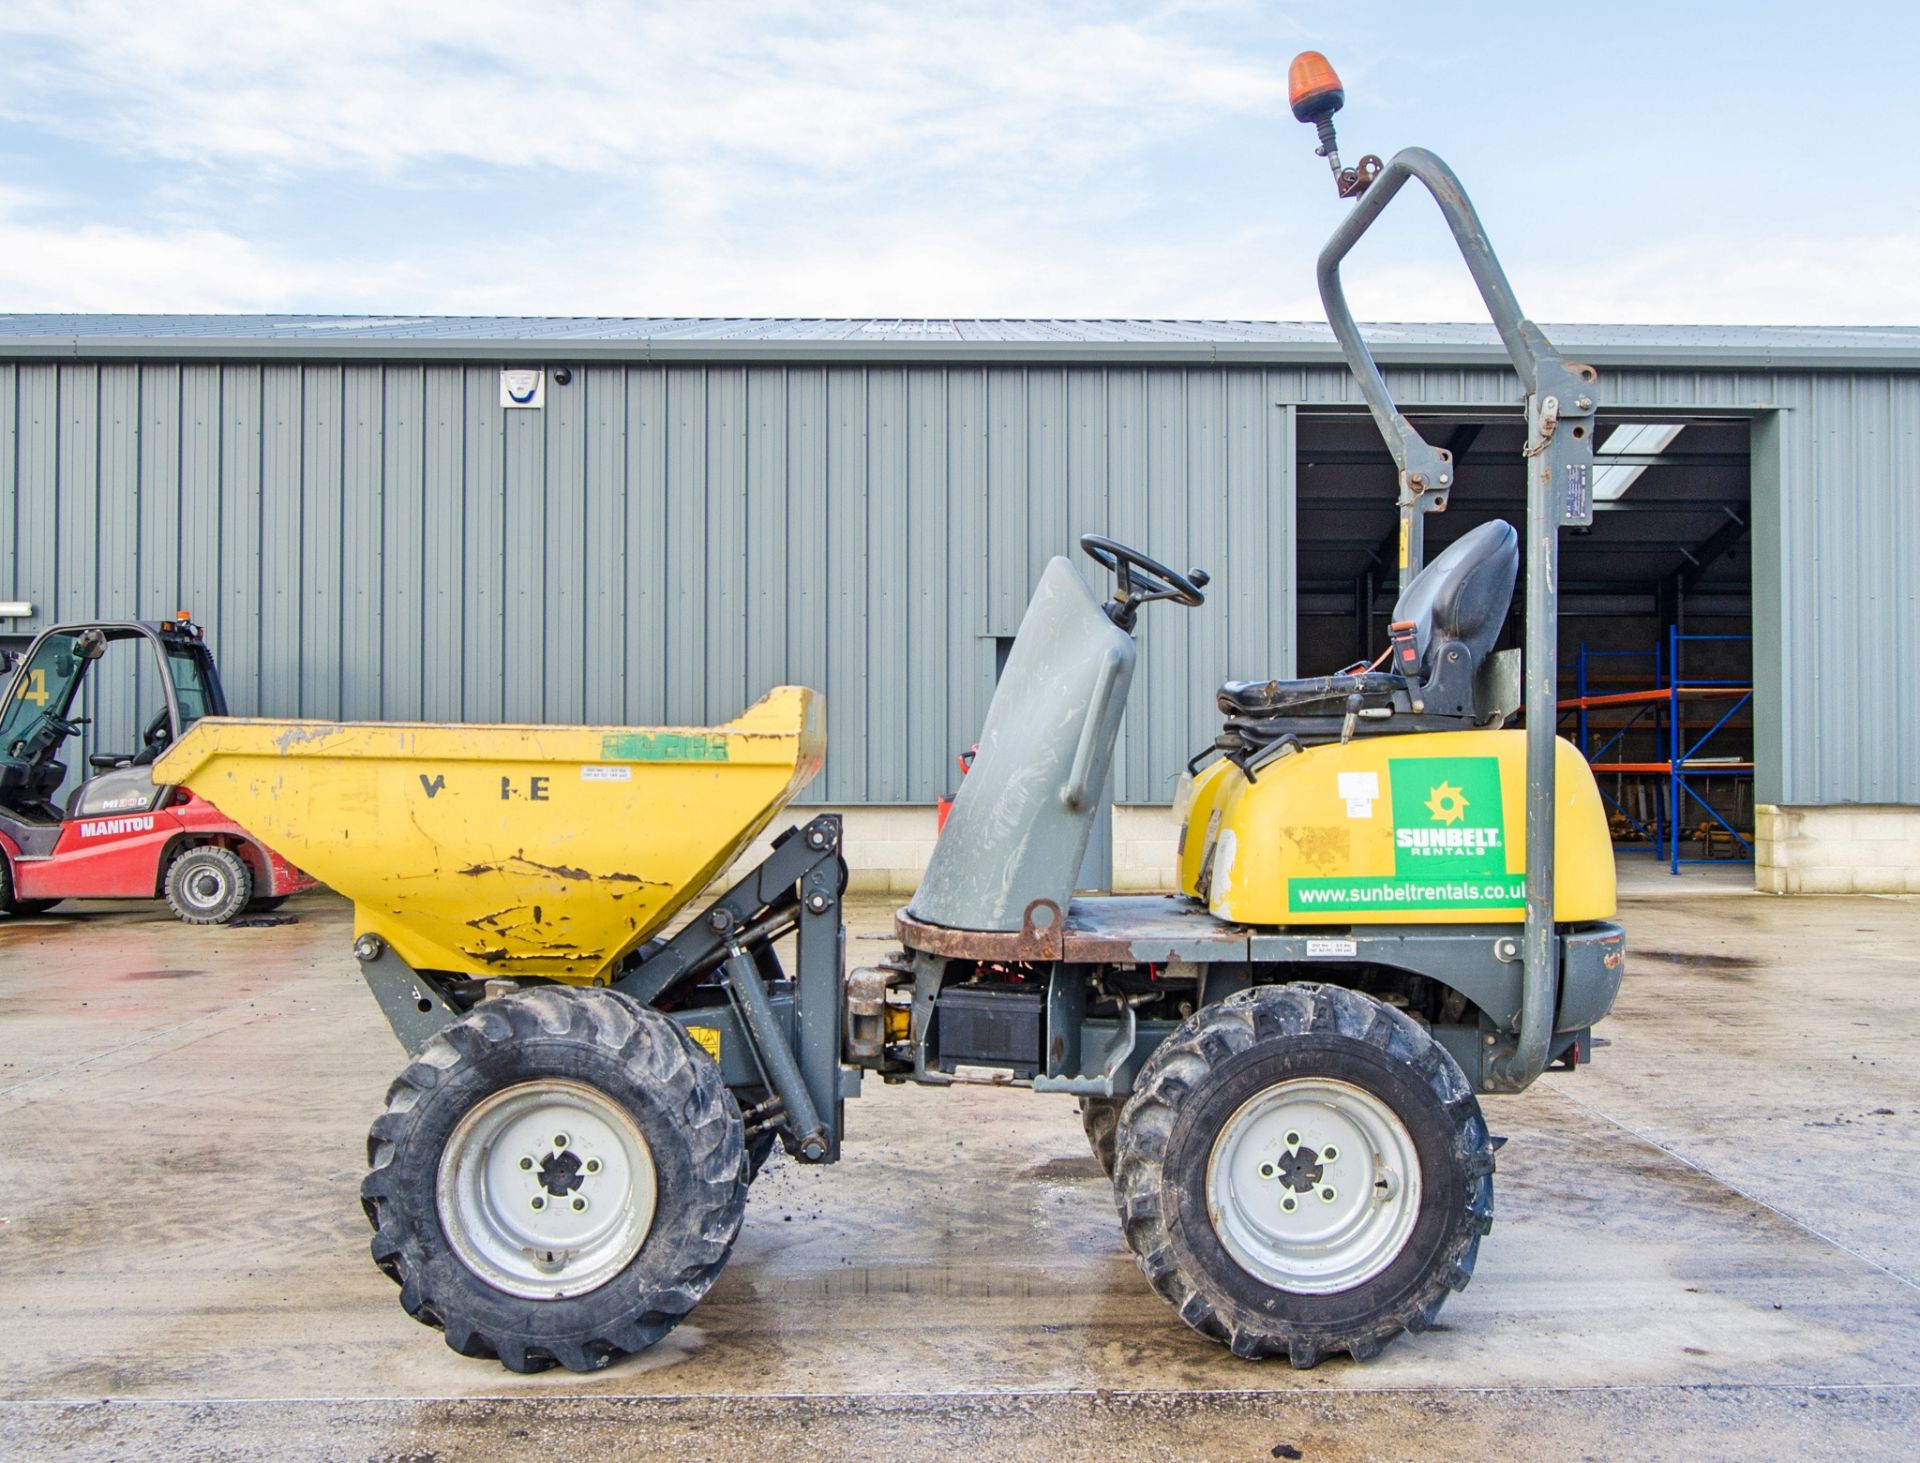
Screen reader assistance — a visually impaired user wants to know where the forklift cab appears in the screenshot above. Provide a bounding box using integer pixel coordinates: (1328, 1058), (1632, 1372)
(0, 617), (226, 829)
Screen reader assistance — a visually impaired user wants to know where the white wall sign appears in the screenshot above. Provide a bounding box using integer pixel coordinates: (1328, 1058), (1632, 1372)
(500, 368), (546, 409)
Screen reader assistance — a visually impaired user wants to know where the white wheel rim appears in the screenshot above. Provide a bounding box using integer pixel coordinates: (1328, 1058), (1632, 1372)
(436, 1079), (656, 1301)
(188, 871), (225, 907)
(1204, 1077), (1422, 1295)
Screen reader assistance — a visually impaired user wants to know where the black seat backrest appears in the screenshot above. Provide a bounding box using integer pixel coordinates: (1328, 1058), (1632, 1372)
(1390, 519), (1518, 678)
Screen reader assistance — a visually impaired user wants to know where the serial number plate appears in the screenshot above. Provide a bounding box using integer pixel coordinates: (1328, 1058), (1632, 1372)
(1306, 939), (1358, 957)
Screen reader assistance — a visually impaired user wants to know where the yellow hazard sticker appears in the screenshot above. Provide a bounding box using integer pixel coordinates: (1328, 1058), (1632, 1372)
(686, 1025), (722, 1061)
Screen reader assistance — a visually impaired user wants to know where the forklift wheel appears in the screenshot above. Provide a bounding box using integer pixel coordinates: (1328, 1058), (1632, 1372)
(164, 845), (253, 925)
(362, 986), (748, 1373)
(1112, 983), (1494, 1368)
(1078, 1096), (1123, 1180)
(0, 858), (59, 917)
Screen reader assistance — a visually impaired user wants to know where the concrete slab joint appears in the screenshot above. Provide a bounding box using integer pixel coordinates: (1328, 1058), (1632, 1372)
(1754, 802), (1920, 895)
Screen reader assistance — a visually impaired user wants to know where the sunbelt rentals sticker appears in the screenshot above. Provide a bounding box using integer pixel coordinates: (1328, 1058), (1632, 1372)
(1290, 756), (1524, 912)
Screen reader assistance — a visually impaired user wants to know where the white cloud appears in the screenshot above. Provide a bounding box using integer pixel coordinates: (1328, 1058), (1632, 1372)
(0, 0), (1291, 190)
(0, 2), (1914, 326)
(1335, 235), (1920, 328)
(0, 205), (307, 313)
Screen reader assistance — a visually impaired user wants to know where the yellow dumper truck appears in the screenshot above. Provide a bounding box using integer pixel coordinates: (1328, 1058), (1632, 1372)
(156, 55), (1622, 1373)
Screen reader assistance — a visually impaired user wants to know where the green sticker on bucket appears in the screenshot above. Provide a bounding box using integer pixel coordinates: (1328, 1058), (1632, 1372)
(600, 732), (731, 763)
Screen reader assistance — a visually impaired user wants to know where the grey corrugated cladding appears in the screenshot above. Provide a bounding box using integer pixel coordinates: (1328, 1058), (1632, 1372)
(1, 321), (1915, 807)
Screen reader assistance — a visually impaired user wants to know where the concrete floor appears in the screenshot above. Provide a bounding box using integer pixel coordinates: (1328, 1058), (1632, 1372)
(2, 869), (1917, 1460)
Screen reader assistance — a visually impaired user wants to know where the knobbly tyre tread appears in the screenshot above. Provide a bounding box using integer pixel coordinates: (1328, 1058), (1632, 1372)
(1111, 982), (1494, 1368)
(163, 844), (252, 924)
(362, 986), (748, 1373)
(1079, 1096), (1123, 1179)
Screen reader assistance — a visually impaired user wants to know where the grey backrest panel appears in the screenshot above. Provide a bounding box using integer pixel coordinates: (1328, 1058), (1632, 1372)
(908, 557), (1136, 933)
(1390, 518), (1518, 671)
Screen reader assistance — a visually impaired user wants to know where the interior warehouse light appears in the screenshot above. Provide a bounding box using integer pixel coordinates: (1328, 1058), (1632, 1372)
(1591, 422), (1685, 502)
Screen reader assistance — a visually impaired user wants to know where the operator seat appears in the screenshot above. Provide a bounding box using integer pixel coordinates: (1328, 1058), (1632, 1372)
(1213, 519), (1519, 766)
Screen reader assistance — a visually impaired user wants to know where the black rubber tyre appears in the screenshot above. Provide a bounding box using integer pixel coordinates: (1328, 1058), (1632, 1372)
(0, 857), (59, 917)
(1112, 983), (1494, 1368)
(246, 895), (289, 913)
(164, 845), (252, 924)
(363, 986), (746, 1373)
(1079, 1096), (1123, 1179)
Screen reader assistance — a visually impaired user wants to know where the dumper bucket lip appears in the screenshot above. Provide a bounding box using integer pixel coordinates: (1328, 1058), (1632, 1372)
(156, 686), (827, 783)
(150, 686), (826, 981)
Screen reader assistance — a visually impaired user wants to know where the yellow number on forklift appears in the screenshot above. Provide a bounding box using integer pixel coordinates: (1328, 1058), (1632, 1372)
(16, 669), (48, 706)
(686, 1026), (722, 1061)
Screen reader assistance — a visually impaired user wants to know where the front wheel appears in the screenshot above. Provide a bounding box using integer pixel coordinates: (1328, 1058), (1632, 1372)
(362, 987), (747, 1372)
(1113, 983), (1493, 1367)
(0, 857), (59, 917)
(164, 845), (252, 924)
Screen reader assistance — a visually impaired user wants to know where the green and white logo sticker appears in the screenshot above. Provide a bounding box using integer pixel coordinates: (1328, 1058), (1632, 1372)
(1290, 756), (1523, 912)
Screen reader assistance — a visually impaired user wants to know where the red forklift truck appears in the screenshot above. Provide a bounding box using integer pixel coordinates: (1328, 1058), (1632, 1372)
(0, 616), (314, 923)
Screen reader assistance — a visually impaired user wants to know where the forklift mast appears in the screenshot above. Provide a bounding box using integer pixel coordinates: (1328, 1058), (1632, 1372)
(0, 617), (226, 809)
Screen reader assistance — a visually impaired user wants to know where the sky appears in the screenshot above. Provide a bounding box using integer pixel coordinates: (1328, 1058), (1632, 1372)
(0, 0), (1916, 325)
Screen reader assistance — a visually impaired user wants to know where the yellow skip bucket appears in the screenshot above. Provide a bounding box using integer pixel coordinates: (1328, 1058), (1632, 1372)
(155, 687), (824, 983)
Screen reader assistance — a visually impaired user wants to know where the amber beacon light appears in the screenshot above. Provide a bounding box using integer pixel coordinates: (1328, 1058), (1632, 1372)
(1287, 50), (1345, 124)
(1288, 50), (1379, 198)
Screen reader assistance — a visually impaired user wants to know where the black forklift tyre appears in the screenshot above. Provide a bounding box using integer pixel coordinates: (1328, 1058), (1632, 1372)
(362, 986), (747, 1373)
(0, 857), (59, 917)
(164, 845), (252, 924)
(1112, 983), (1494, 1368)
(1079, 1096), (1123, 1179)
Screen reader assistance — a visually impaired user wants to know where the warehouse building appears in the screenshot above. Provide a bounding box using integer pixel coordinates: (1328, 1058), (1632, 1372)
(1, 317), (1915, 894)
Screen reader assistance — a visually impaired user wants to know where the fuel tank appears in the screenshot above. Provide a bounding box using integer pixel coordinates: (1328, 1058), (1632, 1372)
(1177, 729), (1614, 925)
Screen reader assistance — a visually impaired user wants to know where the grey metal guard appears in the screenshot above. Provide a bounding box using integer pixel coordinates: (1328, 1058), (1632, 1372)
(1314, 146), (1598, 1091)
(908, 556), (1138, 933)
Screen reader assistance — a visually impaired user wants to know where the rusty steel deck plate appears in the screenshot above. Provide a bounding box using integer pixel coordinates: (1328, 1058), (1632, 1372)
(897, 895), (1250, 965)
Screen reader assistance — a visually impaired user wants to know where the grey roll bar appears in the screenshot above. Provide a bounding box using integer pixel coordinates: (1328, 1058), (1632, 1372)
(1313, 145), (1598, 1091)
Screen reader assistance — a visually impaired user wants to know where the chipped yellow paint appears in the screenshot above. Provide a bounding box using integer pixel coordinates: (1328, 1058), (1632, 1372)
(155, 687), (825, 981)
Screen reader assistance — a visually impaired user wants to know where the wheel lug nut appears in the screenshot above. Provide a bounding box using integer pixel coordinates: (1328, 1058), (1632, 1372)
(1322, 1146), (1338, 1161)
(571, 1196), (588, 1212)
(552, 1134), (570, 1150)
(1282, 1196), (1296, 1212)
(1285, 1131), (1301, 1147)
(519, 1157), (534, 1171)
(1259, 1163), (1275, 1179)
(530, 1195), (546, 1211)
(1320, 1186), (1336, 1202)
(584, 1158), (601, 1175)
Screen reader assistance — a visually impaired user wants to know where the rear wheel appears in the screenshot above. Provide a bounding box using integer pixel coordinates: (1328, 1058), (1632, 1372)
(363, 986), (747, 1372)
(1112, 983), (1493, 1367)
(164, 845), (252, 924)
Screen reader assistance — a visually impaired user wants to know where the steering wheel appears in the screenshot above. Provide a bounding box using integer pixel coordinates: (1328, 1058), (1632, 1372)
(1079, 534), (1209, 628)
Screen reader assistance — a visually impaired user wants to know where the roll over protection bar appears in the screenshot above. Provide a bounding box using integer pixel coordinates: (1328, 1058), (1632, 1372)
(1308, 129), (1599, 1092)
